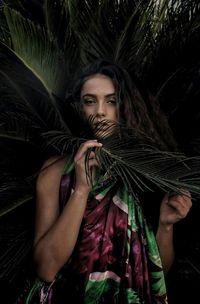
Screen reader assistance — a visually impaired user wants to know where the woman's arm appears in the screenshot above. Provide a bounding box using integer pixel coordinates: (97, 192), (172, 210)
(33, 140), (102, 282)
(156, 191), (192, 274)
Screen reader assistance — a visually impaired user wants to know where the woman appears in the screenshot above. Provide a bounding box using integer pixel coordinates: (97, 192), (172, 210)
(21, 60), (192, 303)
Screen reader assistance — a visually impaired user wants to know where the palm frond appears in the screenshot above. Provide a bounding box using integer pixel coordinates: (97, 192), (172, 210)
(96, 128), (200, 199)
(0, 0), (200, 289)
(0, 193), (33, 217)
(0, 42), (68, 132)
(0, 201), (34, 282)
(146, 0), (200, 90)
(42, 117), (200, 199)
(2, 4), (70, 98)
(1, 0), (200, 203)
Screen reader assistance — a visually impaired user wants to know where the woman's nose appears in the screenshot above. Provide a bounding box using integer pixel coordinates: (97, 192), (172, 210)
(96, 101), (105, 117)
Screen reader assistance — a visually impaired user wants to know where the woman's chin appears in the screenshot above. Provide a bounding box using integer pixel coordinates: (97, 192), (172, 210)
(94, 128), (115, 139)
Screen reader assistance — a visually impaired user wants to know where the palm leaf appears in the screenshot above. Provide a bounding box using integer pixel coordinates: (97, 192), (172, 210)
(114, 0), (156, 71)
(42, 118), (200, 199)
(2, 4), (70, 98)
(0, 0), (200, 287)
(0, 0), (199, 213)
(0, 200), (34, 282)
(0, 42), (68, 132)
(98, 134), (200, 199)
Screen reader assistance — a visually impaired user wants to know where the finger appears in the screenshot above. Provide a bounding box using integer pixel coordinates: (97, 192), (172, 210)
(169, 188), (192, 200)
(179, 195), (192, 209)
(87, 151), (96, 160)
(169, 192), (192, 209)
(74, 140), (102, 162)
(84, 159), (99, 185)
(167, 198), (191, 218)
(85, 155), (99, 174)
(180, 190), (192, 208)
(181, 189), (191, 196)
(88, 159), (99, 167)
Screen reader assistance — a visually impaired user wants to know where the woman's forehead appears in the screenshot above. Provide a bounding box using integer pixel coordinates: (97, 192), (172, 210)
(80, 74), (115, 96)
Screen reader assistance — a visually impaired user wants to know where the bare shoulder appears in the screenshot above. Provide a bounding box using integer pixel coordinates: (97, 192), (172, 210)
(36, 156), (67, 194)
(41, 156), (67, 173)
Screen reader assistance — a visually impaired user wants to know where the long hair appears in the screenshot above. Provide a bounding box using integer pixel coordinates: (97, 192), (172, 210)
(70, 59), (177, 151)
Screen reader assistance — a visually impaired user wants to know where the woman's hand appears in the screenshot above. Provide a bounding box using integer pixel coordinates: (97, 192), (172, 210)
(159, 189), (192, 229)
(156, 189), (192, 273)
(73, 140), (102, 193)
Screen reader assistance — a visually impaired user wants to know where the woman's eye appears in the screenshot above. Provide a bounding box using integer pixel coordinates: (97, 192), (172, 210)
(107, 99), (117, 104)
(83, 99), (95, 104)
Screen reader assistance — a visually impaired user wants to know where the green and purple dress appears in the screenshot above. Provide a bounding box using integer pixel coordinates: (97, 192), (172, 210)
(19, 158), (168, 304)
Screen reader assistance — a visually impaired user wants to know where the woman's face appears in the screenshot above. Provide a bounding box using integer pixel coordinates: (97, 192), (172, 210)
(80, 73), (118, 136)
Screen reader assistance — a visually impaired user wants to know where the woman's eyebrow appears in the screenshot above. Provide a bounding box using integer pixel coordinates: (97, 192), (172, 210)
(82, 94), (96, 98)
(105, 93), (116, 97)
(82, 93), (116, 98)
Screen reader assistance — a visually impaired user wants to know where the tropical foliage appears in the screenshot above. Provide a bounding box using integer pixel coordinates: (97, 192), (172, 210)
(0, 0), (200, 302)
